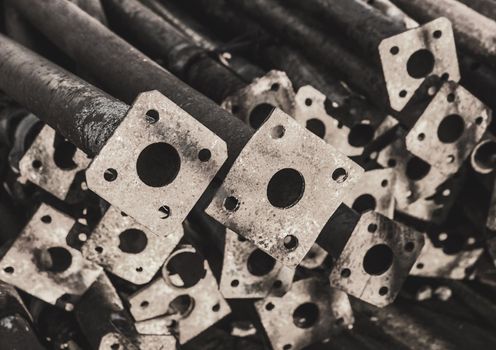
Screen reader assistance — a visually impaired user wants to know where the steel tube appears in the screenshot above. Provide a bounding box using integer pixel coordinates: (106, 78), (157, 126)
(0, 34), (128, 156)
(101, 0), (247, 103)
(8, 0), (253, 164)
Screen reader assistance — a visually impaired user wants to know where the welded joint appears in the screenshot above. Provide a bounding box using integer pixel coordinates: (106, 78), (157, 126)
(206, 108), (364, 267)
(0, 203), (102, 309)
(19, 125), (91, 201)
(219, 229), (294, 299)
(379, 17), (460, 111)
(129, 245), (230, 344)
(330, 211), (424, 307)
(86, 90), (228, 236)
(222, 70), (296, 129)
(81, 206), (184, 285)
(254, 278), (353, 350)
(406, 82), (491, 175)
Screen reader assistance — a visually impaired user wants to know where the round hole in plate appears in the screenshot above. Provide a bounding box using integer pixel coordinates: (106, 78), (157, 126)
(437, 114), (465, 143)
(399, 90), (407, 98)
(390, 46), (399, 55)
(267, 168), (305, 209)
(3, 266), (14, 274)
(306, 118), (326, 139)
(265, 302), (275, 311)
(247, 249), (276, 276)
(379, 286), (389, 295)
(433, 30), (442, 39)
(271, 83), (280, 91)
(404, 242), (415, 252)
(341, 268), (351, 278)
(136, 142), (181, 187)
(368, 223), (377, 233)
(198, 148), (211, 162)
(158, 205), (171, 219)
(292, 302), (319, 328)
(104, 168), (118, 182)
(165, 251), (206, 288)
(270, 125), (285, 139)
(249, 103), (275, 129)
(223, 196), (240, 212)
(406, 156), (431, 181)
(406, 49), (435, 79)
(417, 133), (425, 141)
(118, 229), (148, 254)
(41, 215), (52, 224)
(332, 168), (348, 183)
(305, 98), (312, 106)
(363, 244), (394, 275)
(145, 109), (159, 124)
(352, 194), (376, 214)
(32, 159), (42, 170)
(283, 235), (299, 251)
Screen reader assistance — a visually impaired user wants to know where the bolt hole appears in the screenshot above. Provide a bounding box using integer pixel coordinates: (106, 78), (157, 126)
(265, 302), (275, 311)
(271, 83), (280, 91)
(283, 235), (299, 251)
(249, 103), (274, 129)
(158, 205), (171, 219)
(381, 179), (388, 187)
(3, 266), (14, 274)
(352, 194), (376, 214)
(447, 93), (455, 103)
(341, 268), (351, 278)
(145, 109), (159, 124)
(198, 148), (211, 162)
(104, 168), (118, 182)
(399, 90), (407, 98)
(165, 251), (206, 288)
(212, 303), (220, 312)
(475, 116), (484, 125)
(417, 133), (425, 141)
(305, 98), (313, 106)
(223, 196), (240, 212)
(136, 267), (143, 272)
(387, 158), (397, 167)
(406, 49), (435, 79)
(437, 114), (465, 143)
(140, 301), (149, 308)
(32, 159), (42, 170)
(332, 168), (348, 183)
(368, 223), (377, 233)
(41, 215), (52, 224)
(433, 30), (442, 38)
(270, 125), (285, 139)
(231, 279), (239, 287)
(379, 286), (389, 295)
(118, 229), (148, 254)
(390, 46), (399, 55)
(417, 263), (424, 269)
(247, 249), (276, 276)
(406, 156), (431, 181)
(95, 246), (103, 253)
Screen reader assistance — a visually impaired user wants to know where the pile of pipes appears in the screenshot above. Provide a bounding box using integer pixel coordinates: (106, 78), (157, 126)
(1, 0), (496, 349)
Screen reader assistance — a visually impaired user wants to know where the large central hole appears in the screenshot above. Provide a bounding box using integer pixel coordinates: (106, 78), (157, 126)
(474, 141), (496, 172)
(406, 156), (431, 181)
(306, 118), (326, 138)
(406, 49), (435, 79)
(118, 229), (148, 254)
(352, 194), (376, 213)
(53, 134), (78, 170)
(167, 294), (195, 318)
(165, 251), (206, 288)
(437, 114), (465, 143)
(37, 247), (72, 273)
(247, 249), (276, 276)
(249, 103), (275, 129)
(267, 168), (305, 208)
(348, 124), (374, 147)
(292, 302), (319, 329)
(136, 142), (181, 187)
(363, 244), (394, 275)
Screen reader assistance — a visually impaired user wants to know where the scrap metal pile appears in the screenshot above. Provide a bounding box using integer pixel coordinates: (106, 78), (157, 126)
(1, 0), (496, 349)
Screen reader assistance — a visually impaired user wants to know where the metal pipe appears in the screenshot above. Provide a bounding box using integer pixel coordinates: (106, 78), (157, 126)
(287, 0), (404, 59)
(101, 0), (247, 103)
(458, 0), (496, 21)
(391, 0), (496, 70)
(0, 34), (128, 156)
(227, 0), (388, 108)
(7, 0), (253, 164)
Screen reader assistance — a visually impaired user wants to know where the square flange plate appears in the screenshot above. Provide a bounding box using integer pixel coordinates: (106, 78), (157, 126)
(379, 17), (459, 111)
(206, 108), (363, 267)
(86, 90), (227, 235)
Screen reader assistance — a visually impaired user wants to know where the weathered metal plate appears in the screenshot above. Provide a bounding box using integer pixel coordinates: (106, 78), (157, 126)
(406, 82), (491, 175)
(0, 204), (102, 307)
(206, 108), (363, 267)
(377, 137), (460, 223)
(293, 85), (395, 157)
(254, 278), (353, 350)
(81, 206), (183, 285)
(330, 211), (424, 307)
(411, 235), (482, 279)
(128, 245), (230, 344)
(19, 125), (91, 200)
(222, 70), (296, 129)
(219, 229), (294, 299)
(86, 90), (227, 236)
(379, 18), (460, 111)
(299, 243), (329, 270)
(99, 332), (176, 350)
(343, 168), (396, 218)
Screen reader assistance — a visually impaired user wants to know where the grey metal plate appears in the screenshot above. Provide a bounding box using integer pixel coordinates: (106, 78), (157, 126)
(206, 108), (363, 267)
(86, 90), (227, 236)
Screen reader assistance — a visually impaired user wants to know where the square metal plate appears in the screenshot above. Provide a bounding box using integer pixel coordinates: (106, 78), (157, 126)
(86, 91), (227, 236)
(206, 108), (363, 267)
